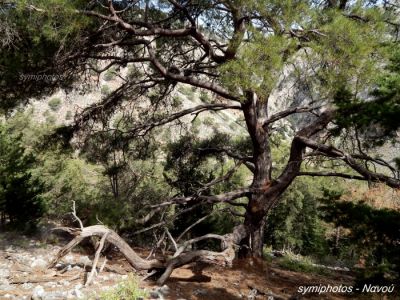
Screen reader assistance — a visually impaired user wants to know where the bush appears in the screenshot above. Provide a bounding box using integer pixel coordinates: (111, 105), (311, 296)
(321, 190), (400, 284)
(101, 85), (111, 96)
(0, 125), (45, 230)
(65, 110), (72, 120)
(180, 86), (195, 100)
(104, 67), (117, 81)
(199, 91), (210, 102)
(48, 97), (62, 111)
(94, 274), (148, 300)
(172, 95), (182, 107)
(265, 177), (328, 256)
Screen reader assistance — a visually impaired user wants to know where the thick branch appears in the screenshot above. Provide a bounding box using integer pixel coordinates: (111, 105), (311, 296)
(263, 106), (318, 128)
(152, 188), (250, 209)
(298, 171), (365, 180)
(198, 147), (255, 172)
(147, 44), (238, 100)
(297, 136), (400, 189)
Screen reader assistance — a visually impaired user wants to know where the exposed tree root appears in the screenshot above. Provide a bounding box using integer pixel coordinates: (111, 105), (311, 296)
(48, 225), (242, 285)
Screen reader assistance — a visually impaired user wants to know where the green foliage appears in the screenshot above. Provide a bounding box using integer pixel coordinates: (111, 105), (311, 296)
(0, 0), (94, 112)
(220, 32), (293, 99)
(265, 177), (329, 256)
(172, 95), (182, 107)
(48, 97), (62, 111)
(93, 274), (148, 300)
(101, 85), (111, 96)
(334, 45), (400, 145)
(308, 9), (385, 95)
(0, 123), (45, 230)
(199, 91), (211, 103)
(179, 86), (195, 100)
(103, 67), (117, 81)
(164, 133), (247, 240)
(320, 189), (400, 284)
(65, 110), (72, 120)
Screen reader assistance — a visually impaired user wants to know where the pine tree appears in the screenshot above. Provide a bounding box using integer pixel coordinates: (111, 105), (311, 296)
(0, 124), (45, 230)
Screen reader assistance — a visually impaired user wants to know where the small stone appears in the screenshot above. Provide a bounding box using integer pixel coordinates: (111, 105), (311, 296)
(31, 258), (47, 269)
(194, 289), (207, 296)
(64, 255), (74, 263)
(21, 282), (33, 290)
(61, 280), (71, 286)
(0, 268), (10, 277)
(73, 287), (84, 299)
(66, 291), (75, 299)
(32, 285), (45, 300)
(79, 255), (91, 265)
(159, 284), (170, 295)
(149, 291), (160, 299)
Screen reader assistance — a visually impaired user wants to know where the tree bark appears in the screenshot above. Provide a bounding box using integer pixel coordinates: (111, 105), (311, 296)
(49, 224), (248, 285)
(241, 92), (272, 257)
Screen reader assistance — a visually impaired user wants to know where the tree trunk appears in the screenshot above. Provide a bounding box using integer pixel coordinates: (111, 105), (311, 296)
(241, 92), (272, 258)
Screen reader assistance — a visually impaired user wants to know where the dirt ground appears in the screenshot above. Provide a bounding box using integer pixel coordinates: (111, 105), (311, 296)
(0, 229), (396, 300)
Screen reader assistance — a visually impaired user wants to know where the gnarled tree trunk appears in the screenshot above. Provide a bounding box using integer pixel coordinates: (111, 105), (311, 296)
(240, 93), (273, 257)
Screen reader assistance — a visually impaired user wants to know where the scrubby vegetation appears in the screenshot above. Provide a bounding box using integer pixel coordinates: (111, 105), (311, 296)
(93, 275), (148, 300)
(48, 98), (62, 112)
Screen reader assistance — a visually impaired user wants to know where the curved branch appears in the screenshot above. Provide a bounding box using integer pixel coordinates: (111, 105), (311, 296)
(297, 136), (400, 189)
(126, 103), (242, 137)
(263, 106), (319, 128)
(147, 43), (239, 100)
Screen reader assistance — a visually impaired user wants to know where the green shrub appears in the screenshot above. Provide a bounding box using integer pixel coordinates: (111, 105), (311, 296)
(46, 114), (56, 124)
(199, 91), (210, 102)
(65, 110), (72, 120)
(172, 95), (182, 107)
(104, 68), (117, 81)
(101, 85), (111, 96)
(265, 177), (328, 256)
(203, 117), (214, 126)
(321, 191), (400, 284)
(94, 274), (148, 300)
(48, 97), (62, 111)
(180, 86), (195, 100)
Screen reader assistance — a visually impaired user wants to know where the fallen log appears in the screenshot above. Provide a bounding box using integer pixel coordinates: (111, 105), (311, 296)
(47, 224), (240, 285)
